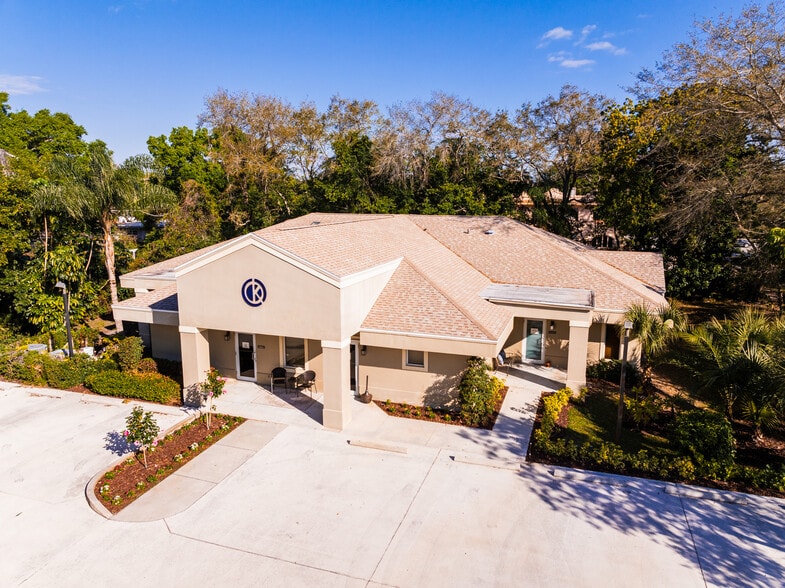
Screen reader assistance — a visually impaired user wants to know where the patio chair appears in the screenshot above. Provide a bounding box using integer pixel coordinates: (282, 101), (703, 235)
(295, 369), (317, 398)
(270, 367), (288, 393)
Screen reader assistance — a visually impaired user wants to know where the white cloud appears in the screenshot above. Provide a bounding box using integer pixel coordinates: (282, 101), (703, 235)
(577, 25), (597, 44)
(560, 59), (595, 69)
(0, 75), (46, 95)
(586, 41), (627, 55)
(541, 26), (573, 41)
(547, 51), (568, 63)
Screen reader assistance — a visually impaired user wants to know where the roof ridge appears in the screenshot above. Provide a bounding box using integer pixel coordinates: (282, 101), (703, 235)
(524, 226), (663, 305)
(405, 215), (496, 282)
(272, 213), (396, 232)
(588, 250), (665, 294)
(401, 256), (497, 340)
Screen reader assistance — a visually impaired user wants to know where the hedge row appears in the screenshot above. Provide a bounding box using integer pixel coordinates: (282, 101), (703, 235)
(0, 351), (117, 389)
(536, 435), (785, 491)
(85, 371), (180, 404)
(534, 387), (572, 443)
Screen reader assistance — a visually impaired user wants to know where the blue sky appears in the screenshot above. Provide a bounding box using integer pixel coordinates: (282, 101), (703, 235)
(2, 0), (745, 161)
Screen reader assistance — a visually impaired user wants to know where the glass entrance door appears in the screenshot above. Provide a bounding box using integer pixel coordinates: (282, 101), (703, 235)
(524, 320), (544, 363)
(236, 333), (256, 380)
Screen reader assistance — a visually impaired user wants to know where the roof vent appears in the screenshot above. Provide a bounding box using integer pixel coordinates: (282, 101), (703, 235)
(484, 229), (494, 235)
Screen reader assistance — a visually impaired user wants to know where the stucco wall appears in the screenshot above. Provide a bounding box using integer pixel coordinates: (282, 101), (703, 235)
(502, 317), (525, 362)
(503, 317), (569, 369)
(359, 346), (468, 407)
(588, 322), (604, 363)
(253, 334), (280, 384)
(544, 321), (568, 369)
(306, 339), (324, 390)
(150, 324), (181, 361)
(208, 330), (236, 377)
(177, 243), (342, 341)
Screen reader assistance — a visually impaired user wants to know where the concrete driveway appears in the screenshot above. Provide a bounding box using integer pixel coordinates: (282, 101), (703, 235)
(1, 378), (784, 587)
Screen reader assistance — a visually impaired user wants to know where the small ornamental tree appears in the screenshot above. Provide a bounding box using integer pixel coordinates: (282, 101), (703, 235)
(200, 367), (226, 428)
(458, 357), (504, 428)
(116, 336), (144, 372)
(124, 405), (160, 468)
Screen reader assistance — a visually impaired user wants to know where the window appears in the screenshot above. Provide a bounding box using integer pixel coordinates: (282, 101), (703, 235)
(404, 349), (426, 370)
(285, 337), (305, 368)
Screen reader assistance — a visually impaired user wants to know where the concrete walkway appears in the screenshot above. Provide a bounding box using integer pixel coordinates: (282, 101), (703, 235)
(4, 372), (784, 587)
(112, 364), (561, 522)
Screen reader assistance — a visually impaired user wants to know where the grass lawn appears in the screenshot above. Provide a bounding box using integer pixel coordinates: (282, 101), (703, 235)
(563, 387), (672, 455)
(528, 366), (785, 498)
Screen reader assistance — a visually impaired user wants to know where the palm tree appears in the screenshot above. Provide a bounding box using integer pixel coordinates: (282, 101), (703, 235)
(32, 143), (175, 331)
(683, 307), (784, 430)
(624, 301), (687, 382)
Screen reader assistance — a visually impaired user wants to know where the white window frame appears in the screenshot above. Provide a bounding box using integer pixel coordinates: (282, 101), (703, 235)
(280, 336), (308, 368)
(402, 349), (427, 371)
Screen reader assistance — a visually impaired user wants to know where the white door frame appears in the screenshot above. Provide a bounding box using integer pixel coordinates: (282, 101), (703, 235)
(236, 332), (257, 381)
(524, 319), (545, 364)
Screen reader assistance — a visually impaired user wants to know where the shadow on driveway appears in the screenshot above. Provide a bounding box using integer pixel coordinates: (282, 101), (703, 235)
(519, 464), (785, 586)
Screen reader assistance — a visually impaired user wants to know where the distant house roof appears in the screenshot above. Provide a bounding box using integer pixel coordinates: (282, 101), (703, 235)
(120, 213), (667, 342)
(0, 148), (15, 176)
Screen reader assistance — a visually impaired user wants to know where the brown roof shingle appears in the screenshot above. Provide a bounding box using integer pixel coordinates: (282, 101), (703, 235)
(118, 213), (668, 341)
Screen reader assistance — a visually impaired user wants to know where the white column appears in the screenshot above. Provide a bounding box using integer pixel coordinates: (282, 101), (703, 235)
(321, 339), (352, 430)
(179, 326), (211, 405)
(566, 320), (590, 391)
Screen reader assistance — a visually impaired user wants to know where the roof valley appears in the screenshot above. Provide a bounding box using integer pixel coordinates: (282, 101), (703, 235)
(402, 256), (496, 340)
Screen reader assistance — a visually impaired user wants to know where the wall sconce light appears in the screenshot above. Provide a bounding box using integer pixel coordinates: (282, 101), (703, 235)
(224, 331), (231, 342)
(360, 345), (367, 356)
(549, 321), (556, 333)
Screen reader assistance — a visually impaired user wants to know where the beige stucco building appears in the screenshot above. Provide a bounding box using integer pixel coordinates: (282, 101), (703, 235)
(113, 213), (667, 430)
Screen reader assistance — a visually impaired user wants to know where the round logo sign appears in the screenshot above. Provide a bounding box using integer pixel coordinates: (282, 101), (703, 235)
(241, 278), (267, 307)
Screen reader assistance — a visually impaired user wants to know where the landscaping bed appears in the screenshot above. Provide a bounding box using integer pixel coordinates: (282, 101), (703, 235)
(95, 413), (245, 514)
(374, 386), (508, 429)
(527, 378), (785, 498)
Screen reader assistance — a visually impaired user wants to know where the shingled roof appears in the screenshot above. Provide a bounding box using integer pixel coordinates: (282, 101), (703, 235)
(118, 213), (667, 342)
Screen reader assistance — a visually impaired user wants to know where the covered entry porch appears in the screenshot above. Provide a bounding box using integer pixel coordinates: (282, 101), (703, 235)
(179, 326), (357, 430)
(484, 284), (596, 390)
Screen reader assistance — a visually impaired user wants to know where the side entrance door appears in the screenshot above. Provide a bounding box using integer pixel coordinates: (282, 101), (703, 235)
(524, 320), (545, 363)
(236, 333), (257, 381)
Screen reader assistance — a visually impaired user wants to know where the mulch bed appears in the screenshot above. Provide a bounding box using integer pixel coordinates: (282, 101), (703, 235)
(95, 413), (245, 514)
(373, 386), (508, 429)
(526, 381), (785, 499)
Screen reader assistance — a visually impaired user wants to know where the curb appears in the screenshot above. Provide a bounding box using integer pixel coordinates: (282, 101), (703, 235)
(664, 482), (750, 505)
(85, 411), (199, 520)
(451, 453), (523, 471)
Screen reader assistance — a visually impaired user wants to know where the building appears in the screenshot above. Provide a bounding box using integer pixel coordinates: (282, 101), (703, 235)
(112, 213), (667, 430)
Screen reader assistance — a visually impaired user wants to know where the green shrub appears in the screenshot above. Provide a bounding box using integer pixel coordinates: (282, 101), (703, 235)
(42, 354), (117, 389)
(85, 370), (180, 404)
(115, 336), (144, 372)
(538, 387), (572, 440)
(731, 464), (785, 492)
(625, 391), (661, 428)
(136, 357), (158, 374)
(7, 351), (47, 385)
(537, 437), (698, 483)
(671, 409), (735, 467)
(586, 359), (640, 387)
(459, 357), (504, 427)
